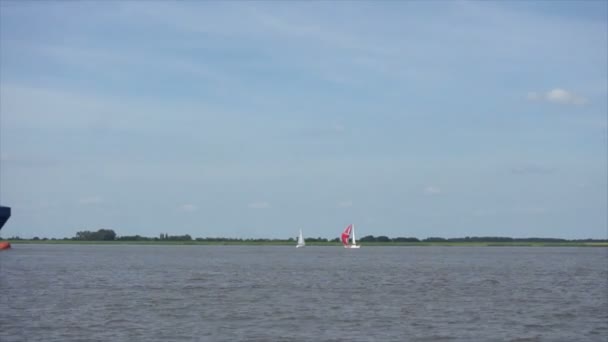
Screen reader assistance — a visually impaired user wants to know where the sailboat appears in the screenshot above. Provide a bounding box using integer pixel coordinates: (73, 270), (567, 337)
(341, 224), (360, 248)
(296, 229), (306, 248)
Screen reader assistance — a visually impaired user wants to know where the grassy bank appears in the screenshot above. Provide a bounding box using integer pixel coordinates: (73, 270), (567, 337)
(5, 240), (607, 247)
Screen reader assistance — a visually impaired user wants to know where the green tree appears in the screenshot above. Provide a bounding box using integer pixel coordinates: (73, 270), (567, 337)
(74, 229), (116, 241)
(375, 236), (390, 242)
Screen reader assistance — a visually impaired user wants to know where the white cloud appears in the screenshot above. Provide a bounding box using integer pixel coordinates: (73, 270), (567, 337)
(0, 83), (239, 138)
(546, 88), (587, 105)
(78, 196), (103, 205)
(337, 200), (353, 208)
(527, 88), (587, 105)
(1, 84), (107, 129)
(424, 186), (441, 195)
(178, 204), (197, 212)
(248, 201), (271, 209)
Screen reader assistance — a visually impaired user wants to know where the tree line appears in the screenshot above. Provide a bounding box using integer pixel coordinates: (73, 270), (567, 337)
(2, 229), (606, 243)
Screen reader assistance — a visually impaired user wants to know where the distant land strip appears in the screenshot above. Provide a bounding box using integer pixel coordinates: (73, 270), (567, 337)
(2, 229), (607, 247)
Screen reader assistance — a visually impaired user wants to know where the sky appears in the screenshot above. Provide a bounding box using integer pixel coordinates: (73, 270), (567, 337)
(0, 1), (606, 239)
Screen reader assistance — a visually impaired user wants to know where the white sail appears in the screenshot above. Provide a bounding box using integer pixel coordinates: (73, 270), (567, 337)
(350, 224), (360, 248)
(296, 229), (305, 248)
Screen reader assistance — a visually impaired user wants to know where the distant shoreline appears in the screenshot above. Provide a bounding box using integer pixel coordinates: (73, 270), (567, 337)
(5, 240), (607, 247)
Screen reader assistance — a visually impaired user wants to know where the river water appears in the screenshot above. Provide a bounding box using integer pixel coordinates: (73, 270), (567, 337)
(1, 245), (606, 341)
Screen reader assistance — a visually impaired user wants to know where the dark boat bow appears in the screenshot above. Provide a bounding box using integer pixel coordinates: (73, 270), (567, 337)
(0, 206), (11, 230)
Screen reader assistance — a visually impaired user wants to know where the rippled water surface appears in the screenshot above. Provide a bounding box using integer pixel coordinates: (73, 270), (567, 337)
(1, 245), (607, 341)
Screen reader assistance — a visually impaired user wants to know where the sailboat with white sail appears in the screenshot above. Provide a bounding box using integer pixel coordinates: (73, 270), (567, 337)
(341, 224), (360, 248)
(296, 229), (306, 248)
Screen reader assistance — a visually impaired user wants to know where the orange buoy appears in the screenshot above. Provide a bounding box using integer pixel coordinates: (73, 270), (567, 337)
(0, 241), (11, 250)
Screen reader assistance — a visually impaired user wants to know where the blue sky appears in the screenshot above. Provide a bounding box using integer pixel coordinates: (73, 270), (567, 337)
(0, 1), (606, 239)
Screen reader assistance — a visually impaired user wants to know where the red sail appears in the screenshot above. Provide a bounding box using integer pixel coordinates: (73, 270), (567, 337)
(341, 224), (352, 246)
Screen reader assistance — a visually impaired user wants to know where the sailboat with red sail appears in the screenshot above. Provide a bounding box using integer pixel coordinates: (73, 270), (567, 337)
(341, 224), (361, 248)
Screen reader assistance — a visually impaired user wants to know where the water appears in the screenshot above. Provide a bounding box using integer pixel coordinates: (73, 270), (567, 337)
(1, 245), (607, 341)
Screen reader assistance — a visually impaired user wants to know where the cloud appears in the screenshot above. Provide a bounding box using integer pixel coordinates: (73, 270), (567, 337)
(248, 201), (271, 209)
(116, 2), (393, 87)
(78, 196), (103, 205)
(178, 204), (198, 212)
(337, 200), (353, 208)
(424, 186), (441, 195)
(527, 88), (587, 105)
